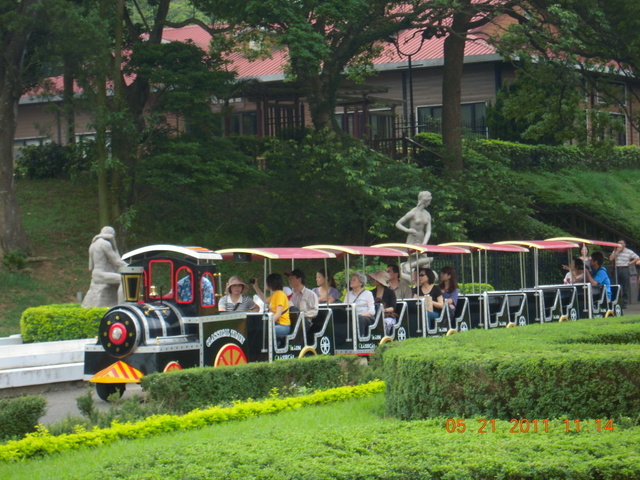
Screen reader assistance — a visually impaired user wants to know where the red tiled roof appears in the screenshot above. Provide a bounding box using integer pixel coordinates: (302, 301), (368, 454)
(22, 24), (498, 100)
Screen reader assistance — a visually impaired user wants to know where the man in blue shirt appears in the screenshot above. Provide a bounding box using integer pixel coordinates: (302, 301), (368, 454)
(584, 251), (611, 300)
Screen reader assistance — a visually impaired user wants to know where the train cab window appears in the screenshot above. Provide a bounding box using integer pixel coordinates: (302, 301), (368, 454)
(148, 260), (173, 299)
(201, 272), (215, 307)
(176, 267), (194, 303)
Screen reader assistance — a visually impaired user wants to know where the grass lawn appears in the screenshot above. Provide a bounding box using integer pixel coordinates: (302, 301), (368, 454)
(4, 394), (640, 480)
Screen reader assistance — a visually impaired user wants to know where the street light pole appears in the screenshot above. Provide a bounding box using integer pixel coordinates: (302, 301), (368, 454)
(390, 27), (442, 138)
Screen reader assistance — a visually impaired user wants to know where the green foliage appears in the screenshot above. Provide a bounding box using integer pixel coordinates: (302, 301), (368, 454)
(0, 381), (384, 462)
(19, 304), (105, 342)
(6, 394), (640, 478)
(0, 396), (46, 442)
(383, 316), (640, 420)
(459, 282), (494, 294)
(15, 143), (91, 180)
(141, 355), (369, 414)
(2, 250), (28, 273)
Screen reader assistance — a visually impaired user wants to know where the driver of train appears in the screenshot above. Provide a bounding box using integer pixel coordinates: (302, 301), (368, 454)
(177, 275), (214, 305)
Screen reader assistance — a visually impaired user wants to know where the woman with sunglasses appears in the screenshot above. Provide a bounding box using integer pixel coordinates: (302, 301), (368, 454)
(413, 267), (444, 324)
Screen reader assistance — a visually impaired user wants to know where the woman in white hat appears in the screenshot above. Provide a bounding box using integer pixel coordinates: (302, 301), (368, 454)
(219, 276), (260, 312)
(368, 270), (397, 335)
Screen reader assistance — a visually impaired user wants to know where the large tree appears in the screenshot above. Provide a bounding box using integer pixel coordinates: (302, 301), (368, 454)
(491, 0), (640, 143)
(0, 0), (45, 255)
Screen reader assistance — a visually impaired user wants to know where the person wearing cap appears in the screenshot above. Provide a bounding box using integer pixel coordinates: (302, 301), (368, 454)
(609, 240), (638, 308)
(286, 269), (319, 326)
(368, 270), (397, 335)
(344, 272), (376, 337)
(218, 276), (259, 312)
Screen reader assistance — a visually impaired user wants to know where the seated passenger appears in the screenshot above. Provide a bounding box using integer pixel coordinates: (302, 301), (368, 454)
(413, 268), (444, 323)
(562, 257), (585, 284)
(344, 272), (375, 337)
(368, 270), (397, 336)
(285, 268), (320, 340)
(201, 275), (214, 306)
(177, 274), (193, 302)
(439, 265), (459, 313)
(583, 251), (612, 300)
(313, 269), (340, 304)
(218, 276), (259, 312)
(387, 264), (413, 300)
(252, 273), (291, 339)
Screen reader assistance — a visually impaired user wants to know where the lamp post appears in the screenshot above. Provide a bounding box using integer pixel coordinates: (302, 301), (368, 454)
(389, 27), (441, 137)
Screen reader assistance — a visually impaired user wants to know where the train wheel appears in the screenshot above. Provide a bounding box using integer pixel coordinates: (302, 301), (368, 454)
(614, 304), (623, 317)
(163, 361), (182, 372)
(517, 316), (527, 327)
(379, 336), (393, 345)
(569, 308), (578, 321)
(458, 322), (469, 332)
(446, 328), (457, 336)
(214, 343), (248, 367)
(95, 383), (125, 402)
(298, 347), (317, 358)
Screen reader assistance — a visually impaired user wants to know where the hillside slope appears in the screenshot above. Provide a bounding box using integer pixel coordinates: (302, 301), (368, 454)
(2, 170), (639, 337)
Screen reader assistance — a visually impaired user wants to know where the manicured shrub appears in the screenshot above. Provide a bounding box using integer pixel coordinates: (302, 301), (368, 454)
(142, 354), (368, 413)
(0, 381), (384, 462)
(20, 304), (106, 342)
(0, 395), (46, 441)
(383, 316), (640, 420)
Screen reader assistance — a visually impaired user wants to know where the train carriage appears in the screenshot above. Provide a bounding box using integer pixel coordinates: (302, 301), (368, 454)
(84, 238), (625, 400)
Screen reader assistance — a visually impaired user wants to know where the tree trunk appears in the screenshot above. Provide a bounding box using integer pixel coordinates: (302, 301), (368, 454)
(0, 0), (40, 256)
(441, 11), (473, 176)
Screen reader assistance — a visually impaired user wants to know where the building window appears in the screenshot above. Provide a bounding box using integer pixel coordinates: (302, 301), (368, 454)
(596, 82), (626, 106)
(335, 109), (395, 139)
(13, 137), (51, 160)
(230, 112), (257, 136)
(608, 113), (627, 146)
(417, 102), (487, 136)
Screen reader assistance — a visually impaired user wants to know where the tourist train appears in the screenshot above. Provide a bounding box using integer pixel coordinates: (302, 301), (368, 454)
(84, 239), (622, 400)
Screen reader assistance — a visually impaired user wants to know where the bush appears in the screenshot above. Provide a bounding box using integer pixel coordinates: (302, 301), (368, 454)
(141, 355), (369, 414)
(0, 395), (46, 441)
(383, 316), (640, 420)
(15, 143), (90, 180)
(20, 304), (106, 342)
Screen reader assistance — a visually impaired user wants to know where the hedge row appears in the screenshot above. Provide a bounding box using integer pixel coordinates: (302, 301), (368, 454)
(382, 316), (640, 420)
(412, 132), (640, 171)
(20, 304), (106, 342)
(142, 354), (369, 413)
(0, 381), (385, 462)
(0, 396), (46, 442)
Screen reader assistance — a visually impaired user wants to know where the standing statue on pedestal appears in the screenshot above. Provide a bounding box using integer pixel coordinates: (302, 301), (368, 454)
(81, 226), (126, 308)
(396, 191), (433, 281)
(395, 191), (432, 245)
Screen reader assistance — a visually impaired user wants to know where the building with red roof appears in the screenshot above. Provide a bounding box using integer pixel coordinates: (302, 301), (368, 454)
(13, 22), (638, 156)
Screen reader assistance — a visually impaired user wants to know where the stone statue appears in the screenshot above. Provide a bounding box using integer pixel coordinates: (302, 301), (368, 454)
(395, 191), (432, 245)
(396, 191), (433, 280)
(81, 226), (127, 308)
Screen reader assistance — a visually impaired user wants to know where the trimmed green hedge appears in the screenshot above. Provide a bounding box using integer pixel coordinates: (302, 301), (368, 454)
(413, 132), (640, 171)
(383, 316), (640, 420)
(20, 304), (106, 342)
(0, 396), (46, 442)
(142, 355), (369, 413)
(0, 381), (384, 462)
